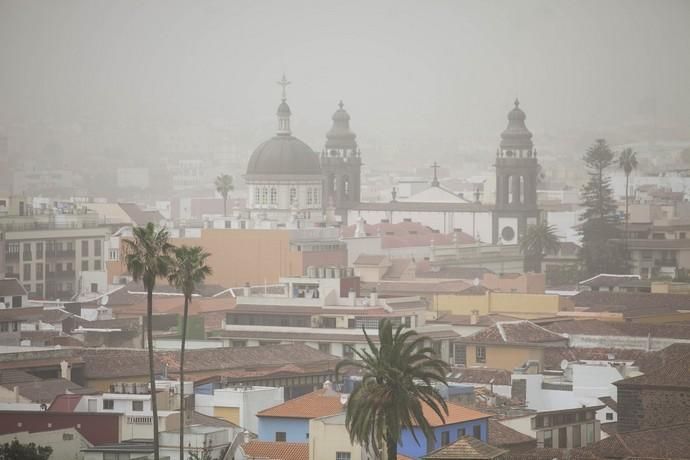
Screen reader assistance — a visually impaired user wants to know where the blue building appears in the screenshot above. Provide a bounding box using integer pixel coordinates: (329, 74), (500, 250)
(397, 402), (490, 459)
(257, 386), (345, 442)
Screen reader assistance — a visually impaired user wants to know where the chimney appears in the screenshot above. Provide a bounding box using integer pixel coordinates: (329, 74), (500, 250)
(13, 385), (19, 402)
(470, 310), (479, 325)
(369, 288), (378, 306)
(60, 360), (71, 381)
(348, 288), (356, 306)
(244, 282), (251, 297)
(243, 430), (251, 445)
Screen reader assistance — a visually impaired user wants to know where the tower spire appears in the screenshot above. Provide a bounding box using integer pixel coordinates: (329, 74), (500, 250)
(276, 74), (292, 136)
(430, 161), (440, 187)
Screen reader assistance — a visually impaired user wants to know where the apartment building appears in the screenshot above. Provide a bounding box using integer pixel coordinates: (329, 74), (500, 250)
(0, 200), (109, 299)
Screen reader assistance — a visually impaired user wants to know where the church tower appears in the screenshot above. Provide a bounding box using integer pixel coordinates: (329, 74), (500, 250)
(492, 99), (541, 244)
(321, 101), (361, 223)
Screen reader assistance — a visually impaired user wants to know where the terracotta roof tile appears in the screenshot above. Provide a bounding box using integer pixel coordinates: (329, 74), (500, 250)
(449, 368), (512, 386)
(422, 402), (490, 427)
(571, 291), (690, 313)
(488, 420), (535, 447)
(257, 388), (344, 419)
(461, 321), (567, 346)
(2, 378), (84, 404)
(242, 441), (308, 460)
(424, 435), (508, 459)
(580, 423), (690, 459)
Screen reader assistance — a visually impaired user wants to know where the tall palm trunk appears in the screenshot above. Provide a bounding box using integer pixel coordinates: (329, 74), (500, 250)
(147, 288), (160, 460)
(179, 295), (189, 460)
(624, 172), (630, 243)
(223, 195), (227, 217)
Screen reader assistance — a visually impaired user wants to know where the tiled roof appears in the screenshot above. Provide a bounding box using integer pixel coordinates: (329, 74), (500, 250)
(364, 280), (471, 295)
(543, 318), (690, 340)
(460, 321), (567, 346)
(571, 291), (690, 312)
(424, 435), (508, 459)
(353, 254), (389, 266)
(417, 266), (494, 280)
(433, 313), (518, 327)
(0, 370), (42, 385)
(598, 396), (617, 412)
(191, 411), (240, 428)
(257, 388), (344, 419)
(241, 441), (308, 460)
(0, 307), (50, 322)
(580, 423), (690, 459)
(384, 258), (415, 280)
(0, 278), (27, 297)
(633, 342), (690, 374)
(615, 345), (690, 388)
(449, 368), (512, 386)
(118, 203), (165, 227)
(543, 347), (649, 370)
(2, 378), (84, 404)
(487, 419), (535, 447)
(342, 221), (473, 249)
(422, 402), (490, 427)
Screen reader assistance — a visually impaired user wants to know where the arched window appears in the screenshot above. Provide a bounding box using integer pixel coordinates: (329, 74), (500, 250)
(254, 187), (260, 205)
(270, 187), (277, 205)
(290, 187), (297, 206)
(343, 176), (350, 199)
(261, 187), (268, 205)
(313, 188), (320, 205)
(307, 189), (313, 205)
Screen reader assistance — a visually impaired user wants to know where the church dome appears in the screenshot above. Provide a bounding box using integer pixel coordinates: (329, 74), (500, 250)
(326, 101), (357, 150)
(246, 135), (321, 176)
(277, 101), (291, 116)
(500, 99), (533, 151)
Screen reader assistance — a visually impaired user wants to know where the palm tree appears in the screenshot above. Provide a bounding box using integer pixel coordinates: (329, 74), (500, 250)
(618, 148), (638, 241)
(122, 223), (174, 460)
(519, 221), (560, 273)
(335, 320), (449, 459)
(167, 246), (212, 460)
(214, 174), (234, 217)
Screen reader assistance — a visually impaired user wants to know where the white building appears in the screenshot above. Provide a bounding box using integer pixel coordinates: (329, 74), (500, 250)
(195, 385), (283, 434)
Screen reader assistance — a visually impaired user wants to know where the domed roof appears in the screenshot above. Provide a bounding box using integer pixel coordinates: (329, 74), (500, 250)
(325, 101), (357, 150)
(246, 135), (322, 176)
(277, 101), (291, 116)
(500, 99), (533, 151)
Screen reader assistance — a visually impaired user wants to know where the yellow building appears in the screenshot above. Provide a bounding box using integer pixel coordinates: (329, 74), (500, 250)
(435, 291), (563, 319)
(309, 413), (367, 460)
(456, 320), (568, 372)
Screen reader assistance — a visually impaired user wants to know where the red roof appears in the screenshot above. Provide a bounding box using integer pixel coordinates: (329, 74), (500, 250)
(257, 388), (344, 419)
(242, 441), (308, 460)
(422, 401), (490, 427)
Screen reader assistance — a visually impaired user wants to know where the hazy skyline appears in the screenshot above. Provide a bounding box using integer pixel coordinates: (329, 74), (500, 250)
(2, 0), (689, 162)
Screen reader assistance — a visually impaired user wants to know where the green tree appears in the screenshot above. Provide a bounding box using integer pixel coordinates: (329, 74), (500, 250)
(579, 139), (628, 277)
(214, 174), (234, 217)
(520, 221), (560, 273)
(0, 440), (52, 460)
(335, 320), (449, 459)
(168, 245), (212, 460)
(122, 223), (174, 460)
(618, 148), (638, 241)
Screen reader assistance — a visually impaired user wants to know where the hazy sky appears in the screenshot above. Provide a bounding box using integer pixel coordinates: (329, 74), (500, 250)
(1, 0), (689, 160)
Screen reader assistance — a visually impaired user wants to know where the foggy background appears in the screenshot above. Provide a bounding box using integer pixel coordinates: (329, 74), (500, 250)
(1, 0), (689, 182)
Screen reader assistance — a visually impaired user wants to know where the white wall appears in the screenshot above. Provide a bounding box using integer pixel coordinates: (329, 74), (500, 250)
(195, 386), (283, 434)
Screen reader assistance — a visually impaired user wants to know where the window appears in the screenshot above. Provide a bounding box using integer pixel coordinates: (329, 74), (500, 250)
(275, 432), (286, 442)
(475, 346), (486, 363)
(81, 240), (89, 256)
(289, 187), (297, 205)
(584, 423), (594, 445)
(22, 243), (32, 261)
(335, 453), (351, 460)
(23, 264), (31, 281)
(82, 260), (89, 271)
(0, 323), (8, 332)
(681, 232), (687, 239)
(231, 340), (246, 348)
(454, 344), (467, 366)
(103, 399), (114, 410)
(572, 424), (581, 448)
(261, 187), (268, 204)
(56, 263), (62, 272)
(270, 187), (277, 205)
(441, 431), (450, 446)
(35, 284), (43, 296)
(132, 400), (144, 411)
(457, 428), (465, 438)
(62, 433), (74, 441)
(254, 187), (260, 204)
(36, 243), (43, 259)
(313, 188), (320, 205)
(12, 296), (21, 308)
(66, 262), (73, 272)
(94, 260), (101, 271)
(35, 263), (43, 280)
(94, 240), (102, 257)
(543, 429), (553, 448)
(307, 188), (313, 205)
(91, 283), (98, 293)
(473, 425), (481, 439)
(558, 427), (567, 448)
(606, 412), (613, 421)
(319, 343), (331, 354)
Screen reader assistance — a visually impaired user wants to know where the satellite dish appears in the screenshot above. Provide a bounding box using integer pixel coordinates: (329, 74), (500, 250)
(560, 359), (569, 370)
(473, 278), (480, 287)
(100, 295), (109, 306)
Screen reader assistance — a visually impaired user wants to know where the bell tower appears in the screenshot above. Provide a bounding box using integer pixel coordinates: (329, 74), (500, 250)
(492, 99), (541, 244)
(321, 101), (361, 224)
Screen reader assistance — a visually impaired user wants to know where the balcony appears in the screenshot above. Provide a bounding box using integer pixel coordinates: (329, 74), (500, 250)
(45, 249), (76, 259)
(46, 270), (76, 280)
(5, 252), (19, 262)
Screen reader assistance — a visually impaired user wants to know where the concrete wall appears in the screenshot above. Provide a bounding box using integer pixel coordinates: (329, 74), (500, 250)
(567, 333), (690, 351)
(0, 428), (91, 460)
(257, 416), (309, 443)
(195, 386), (283, 434)
(309, 416), (365, 460)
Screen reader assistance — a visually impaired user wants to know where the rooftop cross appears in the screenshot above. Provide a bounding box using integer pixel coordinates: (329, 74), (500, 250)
(338, 100), (344, 110)
(430, 161), (440, 187)
(277, 74), (291, 101)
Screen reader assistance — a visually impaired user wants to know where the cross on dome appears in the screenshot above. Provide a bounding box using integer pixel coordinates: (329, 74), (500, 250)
(277, 74), (291, 101)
